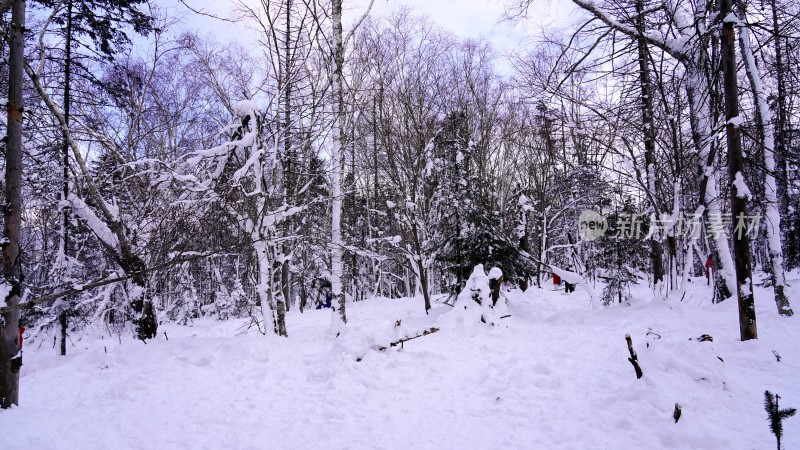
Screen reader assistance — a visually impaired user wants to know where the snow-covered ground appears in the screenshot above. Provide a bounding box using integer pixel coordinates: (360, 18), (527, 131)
(2, 273), (799, 449)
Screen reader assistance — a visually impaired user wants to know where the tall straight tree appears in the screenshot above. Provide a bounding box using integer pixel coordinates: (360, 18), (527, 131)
(635, 0), (664, 289)
(330, 0), (347, 325)
(769, 0), (791, 246)
(720, 0), (756, 341)
(329, 0), (373, 326)
(1, 0), (26, 409)
(56, 0), (73, 356)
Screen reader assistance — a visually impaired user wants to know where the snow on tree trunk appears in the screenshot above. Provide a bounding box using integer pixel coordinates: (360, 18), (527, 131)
(739, 21), (793, 317)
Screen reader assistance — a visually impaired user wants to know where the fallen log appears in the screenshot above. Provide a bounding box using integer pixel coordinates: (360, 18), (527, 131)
(385, 327), (440, 350)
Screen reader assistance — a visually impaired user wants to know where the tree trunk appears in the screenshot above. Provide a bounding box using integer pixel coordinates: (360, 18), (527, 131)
(1, 0), (26, 409)
(61, 0), (73, 260)
(738, 20), (793, 316)
(416, 258), (431, 313)
(518, 206), (530, 291)
(636, 0), (664, 288)
(59, 312), (67, 356)
(281, 0), (293, 313)
(721, 0), (757, 341)
(769, 0), (790, 247)
(330, 0), (347, 325)
(56, 0), (74, 355)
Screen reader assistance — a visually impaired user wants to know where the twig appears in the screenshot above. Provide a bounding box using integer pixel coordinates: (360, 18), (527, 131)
(178, 0), (237, 23)
(626, 334), (643, 379)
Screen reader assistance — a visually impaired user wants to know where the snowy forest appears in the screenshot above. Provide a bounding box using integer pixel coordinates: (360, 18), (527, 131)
(1, 0), (800, 447)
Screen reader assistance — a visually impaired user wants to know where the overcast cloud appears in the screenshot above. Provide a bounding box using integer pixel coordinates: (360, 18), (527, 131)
(163, 0), (578, 58)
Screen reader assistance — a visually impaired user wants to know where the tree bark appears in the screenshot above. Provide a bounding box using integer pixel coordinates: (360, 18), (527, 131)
(518, 205), (530, 291)
(59, 312), (67, 356)
(61, 0), (72, 257)
(281, 0), (293, 312)
(721, 0), (757, 341)
(330, 0), (347, 325)
(1, 0), (26, 409)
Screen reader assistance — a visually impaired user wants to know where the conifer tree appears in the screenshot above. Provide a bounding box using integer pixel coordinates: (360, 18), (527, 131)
(426, 112), (530, 295)
(764, 391), (796, 450)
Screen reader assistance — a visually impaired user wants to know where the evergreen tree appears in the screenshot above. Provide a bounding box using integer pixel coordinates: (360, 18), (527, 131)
(764, 390), (796, 450)
(426, 112), (531, 295)
(598, 199), (650, 306)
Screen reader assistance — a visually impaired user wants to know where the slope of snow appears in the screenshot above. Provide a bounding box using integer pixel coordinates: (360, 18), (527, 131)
(1, 275), (798, 449)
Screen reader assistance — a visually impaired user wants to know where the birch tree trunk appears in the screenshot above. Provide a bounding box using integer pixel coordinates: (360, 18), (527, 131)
(738, 19), (793, 316)
(330, 0), (347, 325)
(281, 0), (293, 312)
(1, 0), (26, 409)
(721, 0), (757, 340)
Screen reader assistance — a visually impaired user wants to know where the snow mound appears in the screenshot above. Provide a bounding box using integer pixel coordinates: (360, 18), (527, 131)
(437, 265), (506, 330)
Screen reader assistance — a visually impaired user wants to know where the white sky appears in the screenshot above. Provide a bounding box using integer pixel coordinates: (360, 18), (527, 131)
(161, 0), (578, 58)
(354, 0), (576, 56)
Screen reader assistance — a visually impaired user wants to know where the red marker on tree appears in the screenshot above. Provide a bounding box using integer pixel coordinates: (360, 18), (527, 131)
(18, 326), (24, 350)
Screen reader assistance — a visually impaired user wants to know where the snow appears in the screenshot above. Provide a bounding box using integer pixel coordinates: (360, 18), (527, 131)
(733, 172), (752, 200)
(488, 267), (503, 280)
(0, 279), (10, 308)
(67, 194), (119, 251)
(439, 264), (497, 327)
(722, 12), (741, 24)
(233, 99), (259, 117)
(549, 264), (584, 285)
(2, 274), (799, 449)
(727, 116), (744, 128)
